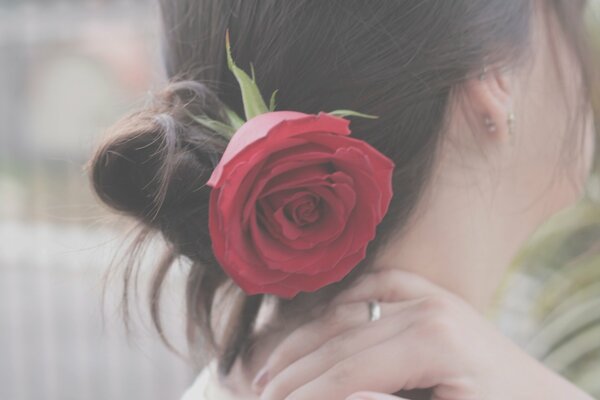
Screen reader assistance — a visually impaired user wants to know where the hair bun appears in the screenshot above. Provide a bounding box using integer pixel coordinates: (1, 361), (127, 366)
(89, 80), (229, 244)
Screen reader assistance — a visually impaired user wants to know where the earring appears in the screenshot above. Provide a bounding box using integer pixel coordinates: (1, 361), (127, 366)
(484, 116), (497, 133)
(479, 65), (488, 81)
(507, 111), (516, 145)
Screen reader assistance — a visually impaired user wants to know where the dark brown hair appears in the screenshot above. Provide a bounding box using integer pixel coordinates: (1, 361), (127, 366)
(88, 0), (596, 377)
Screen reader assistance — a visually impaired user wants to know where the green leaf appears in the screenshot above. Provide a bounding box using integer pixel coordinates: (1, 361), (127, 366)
(327, 109), (379, 119)
(269, 89), (279, 112)
(225, 29), (270, 120)
(223, 104), (245, 131)
(183, 108), (236, 139)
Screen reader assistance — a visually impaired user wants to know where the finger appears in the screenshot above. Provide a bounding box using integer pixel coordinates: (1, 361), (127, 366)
(259, 299), (426, 400)
(254, 299), (422, 394)
(346, 391), (408, 400)
(284, 327), (438, 400)
(332, 269), (456, 305)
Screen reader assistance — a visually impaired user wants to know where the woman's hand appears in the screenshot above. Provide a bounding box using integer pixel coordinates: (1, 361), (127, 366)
(253, 269), (594, 400)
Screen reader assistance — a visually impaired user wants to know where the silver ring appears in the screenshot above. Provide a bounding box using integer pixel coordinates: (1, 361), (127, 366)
(367, 300), (381, 322)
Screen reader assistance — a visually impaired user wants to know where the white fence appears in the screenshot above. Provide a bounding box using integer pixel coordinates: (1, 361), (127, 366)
(0, 221), (197, 400)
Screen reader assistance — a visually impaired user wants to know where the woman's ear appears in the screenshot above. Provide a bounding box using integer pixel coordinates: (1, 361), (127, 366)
(462, 65), (514, 143)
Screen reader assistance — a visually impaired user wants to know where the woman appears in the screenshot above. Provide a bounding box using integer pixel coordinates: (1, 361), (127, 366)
(88, 0), (598, 399)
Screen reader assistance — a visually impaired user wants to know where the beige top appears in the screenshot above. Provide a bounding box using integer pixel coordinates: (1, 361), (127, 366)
(180, 360), (241, 400)
(180, 297), (282, 399)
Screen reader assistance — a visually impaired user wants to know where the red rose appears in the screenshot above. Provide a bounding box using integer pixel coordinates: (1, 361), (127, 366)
(207, 110), (395, 298)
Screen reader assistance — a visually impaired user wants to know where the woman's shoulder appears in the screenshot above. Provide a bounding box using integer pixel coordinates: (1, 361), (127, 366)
(179, 360), (235, 400)
(179, 361), (214, 400)
(179, 359), (256, 400)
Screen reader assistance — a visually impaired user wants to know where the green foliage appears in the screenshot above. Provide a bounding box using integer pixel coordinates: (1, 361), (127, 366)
(187, 31), (380, 140)
(492, 198), (600, 398)
(327, 109), (379, 119)
(224, 29), (272, 121)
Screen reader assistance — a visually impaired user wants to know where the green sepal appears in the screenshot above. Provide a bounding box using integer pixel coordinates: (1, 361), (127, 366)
(182, 108), (236, 140)
(225, 29), (270, 120)
(269, 89), (279, 112)
(223, 104), (245, 131)
(327, 109), (379, 119)
(184, 31), (378, 141)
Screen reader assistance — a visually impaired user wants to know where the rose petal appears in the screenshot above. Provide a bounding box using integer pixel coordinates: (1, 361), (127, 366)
(242, 150), (334, 226)
(209, 188), (290, 289)
(208, 111), (350, 188)
(253, 172), (355, 250)
(258, 244), (370, 298)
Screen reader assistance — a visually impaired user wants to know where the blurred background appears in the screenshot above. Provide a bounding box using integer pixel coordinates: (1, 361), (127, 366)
(0, 1), (599, 400)
(0, 1), (193, 399)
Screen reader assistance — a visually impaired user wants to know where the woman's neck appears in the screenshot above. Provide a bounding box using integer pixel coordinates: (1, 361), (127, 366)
(374, 167), (544, 314)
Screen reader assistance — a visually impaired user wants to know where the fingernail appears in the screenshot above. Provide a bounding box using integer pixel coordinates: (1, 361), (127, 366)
(251, 367), (269, 394)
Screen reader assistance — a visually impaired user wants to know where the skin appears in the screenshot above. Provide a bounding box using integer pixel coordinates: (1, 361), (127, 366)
(214, 1), (597, 399)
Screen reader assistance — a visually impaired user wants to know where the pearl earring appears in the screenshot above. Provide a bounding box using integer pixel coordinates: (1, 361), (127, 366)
(484, 112), (516, 144)
(479, 65), (488, 81)
(480, 64), (516, 144)
(507, 111), (516, 145)
(484, 116), (497, 132)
